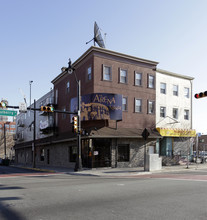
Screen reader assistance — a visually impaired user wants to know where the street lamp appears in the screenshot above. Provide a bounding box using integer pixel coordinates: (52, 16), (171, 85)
(29, 80), (33, 110)
(67, 59), (82, 171)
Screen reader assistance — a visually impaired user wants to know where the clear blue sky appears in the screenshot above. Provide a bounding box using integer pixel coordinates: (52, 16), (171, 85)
(1, 0), (207, 133)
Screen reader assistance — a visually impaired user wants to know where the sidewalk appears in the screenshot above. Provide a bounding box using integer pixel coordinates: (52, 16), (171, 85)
(12, 162), (207, 177)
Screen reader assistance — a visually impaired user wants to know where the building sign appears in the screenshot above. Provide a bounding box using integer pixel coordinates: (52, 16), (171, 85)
(70, 93), (122, 121)
(156, 127), (196, 137)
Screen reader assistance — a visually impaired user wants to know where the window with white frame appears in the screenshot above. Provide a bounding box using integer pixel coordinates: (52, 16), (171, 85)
(62, 107), (66, 119)
(160, 83), (166, 94)
(120, 69), (127, 84)
(148, 75), (155, 88)
(173, 85), (178, 96)
(184, 87), (189, 98)
(66, 81), (70, 93)
(122, 97), (127, 111)
(148, 100), (155, 114)
(160, 106), (166, 118)
(87, 66), (92, 81)
(184, 109), (189, 120)
(135, 72), (142, 86)
(103, 65), (112, 81)
(135, 99), (142, 113)
(173, 108), (178, 119)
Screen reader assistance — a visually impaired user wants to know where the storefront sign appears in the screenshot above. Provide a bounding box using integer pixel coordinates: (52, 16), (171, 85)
(157, 127), (196, 137)
(71, 93), (122, 121)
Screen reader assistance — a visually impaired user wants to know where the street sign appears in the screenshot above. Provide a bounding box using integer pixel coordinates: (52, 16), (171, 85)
(142, 128), (150, 140)
(0, 109), (17, 117)
(19, 102), (27, 113)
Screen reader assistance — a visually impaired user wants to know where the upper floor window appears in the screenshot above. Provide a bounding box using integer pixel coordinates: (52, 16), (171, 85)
(184, 87), (189, 98)
(66, 81), (70, 93)
(135, 72), (142, 86)
(184, 109), (189, 120)
(160, 106), (166, 118)
(135, 99), (142, 113)
(120, 69), (127, 84)
(148, 75), (155, 88)
(62, 107), (66, 119)
(87, 66), (92, 81)
(148, 100), (155, 114)
(173, 108), (178, 119)
(103, 65), (112, 81)
(122, 97), (128, 111)
(55, 89), (58, 105)
(160, 83), (166, 94)
(173, 85), (178, 96)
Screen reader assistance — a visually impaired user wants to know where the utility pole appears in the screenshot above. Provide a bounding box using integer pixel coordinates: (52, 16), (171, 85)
(32, 99), (36, 168)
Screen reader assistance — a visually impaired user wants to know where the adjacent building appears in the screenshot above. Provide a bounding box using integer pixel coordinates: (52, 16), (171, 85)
(156, 69), (195, 160)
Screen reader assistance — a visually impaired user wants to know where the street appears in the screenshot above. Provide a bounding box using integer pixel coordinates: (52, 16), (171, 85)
(1, 166), (207, 220)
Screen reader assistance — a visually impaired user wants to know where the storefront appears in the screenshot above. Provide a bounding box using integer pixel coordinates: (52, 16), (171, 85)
(156, 128), (196, 157)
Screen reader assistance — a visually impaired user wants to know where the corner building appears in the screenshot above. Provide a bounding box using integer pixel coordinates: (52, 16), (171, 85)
(51, 46), (160, 169)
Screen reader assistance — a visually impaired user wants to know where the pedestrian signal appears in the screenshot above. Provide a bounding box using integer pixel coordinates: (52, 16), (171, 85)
(72, 116), (78, 133)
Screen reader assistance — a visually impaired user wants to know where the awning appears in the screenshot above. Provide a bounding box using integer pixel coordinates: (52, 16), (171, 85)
(156, 127), (196, 137)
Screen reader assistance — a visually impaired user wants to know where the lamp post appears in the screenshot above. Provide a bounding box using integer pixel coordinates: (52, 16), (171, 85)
(4, 122), (10, 159)
(29, 80), (33, 110)
(68, 59), (82, 171)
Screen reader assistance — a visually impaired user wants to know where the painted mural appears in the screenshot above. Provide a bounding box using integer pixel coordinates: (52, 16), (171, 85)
(70, 93), (122, 121)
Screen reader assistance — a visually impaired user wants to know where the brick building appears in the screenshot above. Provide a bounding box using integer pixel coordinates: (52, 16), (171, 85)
(51, 46), (160, 168)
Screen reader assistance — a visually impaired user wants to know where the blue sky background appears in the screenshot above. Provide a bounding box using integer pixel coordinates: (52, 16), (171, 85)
(1, 0), (207, 133)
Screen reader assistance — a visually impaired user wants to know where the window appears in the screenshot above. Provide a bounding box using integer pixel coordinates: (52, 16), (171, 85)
(66, 81), (70, 93)
(148, 75), (155, 88)
(122, 97), (128, 111)
(118, 145), (129, 162)
(69, 146), (77, 162)
(148, 100), (155, 114)
(62, 107), (66, 119)
(135, 72), (142, 86)
(103, 65), (112, 81)
(160, 83), (166, 94)
(87, 66), (92, 81)
(40, 148), (45, 161)
(135, 99), (142, 113)
(173, 108), (178, 119)
(184, 110), (189, 120)
(55, 89), (58, 104)
(173, 85), (178, 96)
(120, 69), (127, 83)
(160, 106), (166, 118)
(184, 87), (189, 98)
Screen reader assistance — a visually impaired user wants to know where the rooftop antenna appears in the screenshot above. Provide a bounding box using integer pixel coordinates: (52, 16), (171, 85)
(86, 21), (105, 48)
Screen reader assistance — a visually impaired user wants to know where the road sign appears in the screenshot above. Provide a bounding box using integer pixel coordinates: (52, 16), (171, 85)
(0, 109), (17, 117)
(142, 128), (150, 140)
(19, 102), (27, 113)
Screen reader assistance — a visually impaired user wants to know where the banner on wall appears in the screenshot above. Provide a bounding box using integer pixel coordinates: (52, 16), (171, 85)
(70, 93), (122, 121)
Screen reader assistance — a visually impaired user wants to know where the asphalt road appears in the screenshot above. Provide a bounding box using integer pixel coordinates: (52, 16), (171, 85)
(1, 166), (207, 220)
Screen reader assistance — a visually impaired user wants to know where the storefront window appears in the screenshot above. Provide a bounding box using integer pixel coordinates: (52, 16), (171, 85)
(118, 145), (129, 162)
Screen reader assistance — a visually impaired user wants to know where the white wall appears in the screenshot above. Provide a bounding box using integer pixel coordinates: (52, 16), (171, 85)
(156, 70), (193, 129)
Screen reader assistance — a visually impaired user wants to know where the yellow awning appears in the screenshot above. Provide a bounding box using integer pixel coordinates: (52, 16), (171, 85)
(156, 127), (196, 137)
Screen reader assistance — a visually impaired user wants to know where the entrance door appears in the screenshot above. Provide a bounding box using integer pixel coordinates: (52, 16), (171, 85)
(93, 139), (111, 168)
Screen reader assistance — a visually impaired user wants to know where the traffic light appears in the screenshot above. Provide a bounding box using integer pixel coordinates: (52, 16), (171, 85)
(0, 101), (6, 108)
(72, 116), (78, 133)
(40, 106), (54, 112)
(194, 91), (207, 99)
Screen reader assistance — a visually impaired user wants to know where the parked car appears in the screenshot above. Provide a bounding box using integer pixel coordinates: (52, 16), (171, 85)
(0, 158), (3, 165)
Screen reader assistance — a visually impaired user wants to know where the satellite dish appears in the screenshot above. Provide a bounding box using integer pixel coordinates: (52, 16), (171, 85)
(86, 22), (105, 48)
